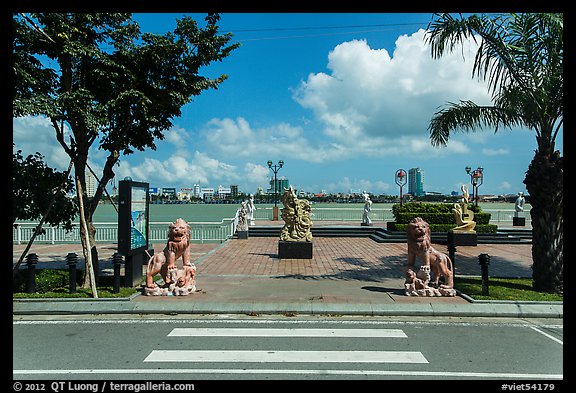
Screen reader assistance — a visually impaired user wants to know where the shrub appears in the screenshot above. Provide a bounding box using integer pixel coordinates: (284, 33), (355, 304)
(13, 268), (84, 293)
(389, 202), (495, 232)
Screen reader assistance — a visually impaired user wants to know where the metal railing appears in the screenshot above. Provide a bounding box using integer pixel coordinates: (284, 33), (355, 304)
(13, 208), (528, 245)
(13, 219), (236, 245)
(253, 207), (393, 221)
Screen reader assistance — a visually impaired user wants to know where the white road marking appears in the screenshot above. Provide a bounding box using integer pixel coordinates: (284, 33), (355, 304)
(13, 319), (564, 329)
(529, 326), (563, 345)
(143, 350), (428, 363)
(12, 368), (563, 379)
(168, 328), (407, 337)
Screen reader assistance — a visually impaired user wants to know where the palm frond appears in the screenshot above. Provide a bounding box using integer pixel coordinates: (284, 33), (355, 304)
(428, 101), (524, 147)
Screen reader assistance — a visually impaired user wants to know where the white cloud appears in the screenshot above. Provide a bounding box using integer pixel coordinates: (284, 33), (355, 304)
(13, 116), (72, 171)
(292, 30), (492, 158)
(482, 148), (509, 156)
(202, 116), (347, 163)
(324, 177), (391, 194)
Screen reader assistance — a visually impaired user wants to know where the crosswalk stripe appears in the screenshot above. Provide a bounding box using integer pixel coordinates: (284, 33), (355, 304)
(168, 328), (407, 338)
(144, 350), (428, 363)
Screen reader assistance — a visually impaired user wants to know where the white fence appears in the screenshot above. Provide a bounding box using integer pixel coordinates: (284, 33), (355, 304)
(13, 208), (527, 245)
(13, 219), (236, 245)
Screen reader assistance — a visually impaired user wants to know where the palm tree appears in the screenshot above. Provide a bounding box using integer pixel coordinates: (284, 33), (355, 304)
(425, 13), (563, 293)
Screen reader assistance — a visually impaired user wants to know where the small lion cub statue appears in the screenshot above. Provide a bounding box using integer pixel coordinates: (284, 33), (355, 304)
(404, 217), (456, 297)
(144, 218), (197, 296)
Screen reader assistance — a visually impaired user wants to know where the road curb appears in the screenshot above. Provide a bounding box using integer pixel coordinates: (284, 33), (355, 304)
(12, 297), (563, 318)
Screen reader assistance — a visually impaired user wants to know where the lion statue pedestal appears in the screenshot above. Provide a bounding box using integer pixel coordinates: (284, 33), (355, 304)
(404, 217), (456, 297)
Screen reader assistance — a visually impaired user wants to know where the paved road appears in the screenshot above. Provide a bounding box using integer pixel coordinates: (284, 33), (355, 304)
(13, 315), (563, 381)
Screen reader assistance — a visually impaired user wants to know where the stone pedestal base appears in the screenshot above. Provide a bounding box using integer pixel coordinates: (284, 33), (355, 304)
(448, 230), (477, 246)
(236, 230), (249, 239)
(513, 217), (526, 226)
(278, 241), (313, 259)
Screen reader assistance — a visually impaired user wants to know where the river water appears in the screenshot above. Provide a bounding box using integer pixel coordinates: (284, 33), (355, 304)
(89, 202), (529, 223)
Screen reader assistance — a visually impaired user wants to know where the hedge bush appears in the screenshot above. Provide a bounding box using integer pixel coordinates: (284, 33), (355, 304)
(389, 202), (496, 233)
(387, 222), (498, 233)
(13, 268), (84, 293)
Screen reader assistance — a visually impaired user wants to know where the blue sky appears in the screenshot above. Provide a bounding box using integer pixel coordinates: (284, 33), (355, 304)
(12, 13), (563, 196)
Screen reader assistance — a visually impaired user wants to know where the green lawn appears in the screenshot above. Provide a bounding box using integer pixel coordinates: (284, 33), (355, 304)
(13, 269), (140, 299)
(454, 276), (563, 301)
(12, 286), (138, 299)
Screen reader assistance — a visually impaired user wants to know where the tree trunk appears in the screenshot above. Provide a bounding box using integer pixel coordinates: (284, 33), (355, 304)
(524, 149), (563, 294)
(72, 153), (100, 290)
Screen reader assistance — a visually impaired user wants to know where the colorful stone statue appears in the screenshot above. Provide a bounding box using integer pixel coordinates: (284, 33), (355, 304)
(452, 185), (476, 232)
(280, 186), (313, 242)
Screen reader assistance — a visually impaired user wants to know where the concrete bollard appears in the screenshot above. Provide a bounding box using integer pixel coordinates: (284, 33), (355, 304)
(112, 253), (124, 294)
(478, 253), (491, 296)
(66, 252), (78, 294)
(25, 253), (39, 294)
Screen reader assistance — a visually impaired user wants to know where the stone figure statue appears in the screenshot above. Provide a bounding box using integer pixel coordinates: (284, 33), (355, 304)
(280, 186), (313, 242)
(515, 192), (525, 213)
(452, 185), (476, 232)
(236, 201), (249, 232)
(362, 191), (372, 225)
(247, 194), (256, 226)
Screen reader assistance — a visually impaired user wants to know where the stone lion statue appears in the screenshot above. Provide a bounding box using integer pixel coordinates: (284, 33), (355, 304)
(405, 217), (455, 296)
(145, 218), (193, 290)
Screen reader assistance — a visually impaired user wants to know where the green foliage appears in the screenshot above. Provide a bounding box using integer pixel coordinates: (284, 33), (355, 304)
(391, 202), (491, 224)
(13, 268), (82, 293)
(389, 222), (498, 233)
(454, 277), (563, 301)
(389, 202), (495, 232)
(13, 12), (240, 215)
(13, 147), (78, 230)
(13, 269), (138, 298)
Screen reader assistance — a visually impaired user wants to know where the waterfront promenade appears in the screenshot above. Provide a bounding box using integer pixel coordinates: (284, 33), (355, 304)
(13, 220), (560, 319)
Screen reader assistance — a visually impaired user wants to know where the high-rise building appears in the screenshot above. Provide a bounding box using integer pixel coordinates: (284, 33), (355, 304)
(267, 177), (290, 196)
(85, 170), (96, 197)
(408, 168), (425, 197)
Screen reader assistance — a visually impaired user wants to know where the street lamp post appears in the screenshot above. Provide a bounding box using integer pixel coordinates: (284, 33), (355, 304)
(395, 169), (407, 206)
(267, 160), (284, 220)
(465, 166), (484, 206)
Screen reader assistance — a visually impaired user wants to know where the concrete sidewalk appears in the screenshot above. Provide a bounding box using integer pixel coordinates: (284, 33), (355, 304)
(12, 229), (562, 318)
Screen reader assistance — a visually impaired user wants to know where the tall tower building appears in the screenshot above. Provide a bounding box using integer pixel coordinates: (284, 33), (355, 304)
(408, 168), (425, 197)
(85, 170), (96, 198)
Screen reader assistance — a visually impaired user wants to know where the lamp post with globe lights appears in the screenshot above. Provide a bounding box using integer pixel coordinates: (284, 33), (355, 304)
(465, 166), (484, 206)
(267, 160), (284, 220)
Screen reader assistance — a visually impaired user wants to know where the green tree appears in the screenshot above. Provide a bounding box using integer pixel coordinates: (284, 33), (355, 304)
(13, 13), (239, 291)
(425, 13), (562, 293)
(13, 147), (78, 230)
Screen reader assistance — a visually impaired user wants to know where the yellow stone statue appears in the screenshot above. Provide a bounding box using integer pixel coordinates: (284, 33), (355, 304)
(280, 186), (313, 242)
(452, 185), (476, 232)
